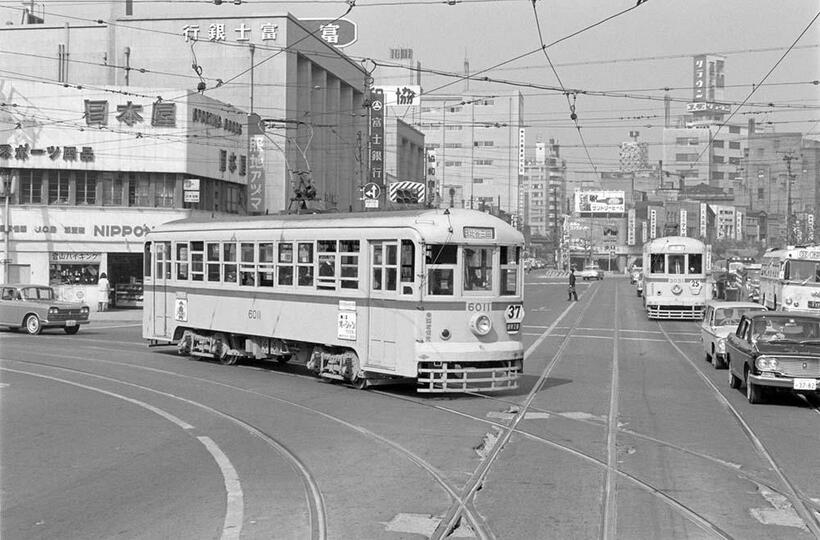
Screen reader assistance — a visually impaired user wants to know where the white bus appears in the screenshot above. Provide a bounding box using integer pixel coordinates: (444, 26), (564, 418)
(642, 236), (711, 320)
(759, 246), (820, 312)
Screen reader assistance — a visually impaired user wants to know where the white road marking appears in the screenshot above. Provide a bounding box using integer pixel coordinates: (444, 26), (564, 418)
(0, 365), (244, 540)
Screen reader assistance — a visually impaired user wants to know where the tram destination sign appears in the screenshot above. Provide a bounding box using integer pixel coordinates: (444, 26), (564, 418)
(463, 227), (494, 240)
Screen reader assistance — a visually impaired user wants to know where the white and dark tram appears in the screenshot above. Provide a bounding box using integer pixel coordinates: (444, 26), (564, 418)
(142, 209), (526, 393)
(642, 236), (711, 320)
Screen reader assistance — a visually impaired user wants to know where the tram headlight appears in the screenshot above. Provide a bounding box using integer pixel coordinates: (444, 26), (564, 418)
(755, 356), (779, 372)
(469, 313), (493, 336)
(785, 297), (793, 306)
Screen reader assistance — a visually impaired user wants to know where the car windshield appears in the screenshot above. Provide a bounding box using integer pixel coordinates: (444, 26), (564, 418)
(714, 307), (765, 326)
(752, 317), (820, 342)
(20, 287), (55, 300)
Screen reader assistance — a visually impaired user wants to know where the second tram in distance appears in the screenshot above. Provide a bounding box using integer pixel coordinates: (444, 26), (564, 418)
(142, 209), (526, 393)
(642, 236), (711, 320)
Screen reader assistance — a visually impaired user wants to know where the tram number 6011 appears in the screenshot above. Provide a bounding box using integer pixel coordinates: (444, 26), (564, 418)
(248, 309), (262, 320)
(466, 302), (492, 312)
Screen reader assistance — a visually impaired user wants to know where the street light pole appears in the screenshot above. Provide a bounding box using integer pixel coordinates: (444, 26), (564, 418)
(783, 152), (796, 245)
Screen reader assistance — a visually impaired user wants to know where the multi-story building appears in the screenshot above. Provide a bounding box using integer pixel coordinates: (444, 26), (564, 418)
(521, 139), (566, 254)
(415, 92), (524, 216)
(661, 121), (747, 191)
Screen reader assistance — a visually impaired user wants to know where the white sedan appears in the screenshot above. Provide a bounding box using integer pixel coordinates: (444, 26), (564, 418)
(577, 264), (604, 280)
(700, 300), (766, 369)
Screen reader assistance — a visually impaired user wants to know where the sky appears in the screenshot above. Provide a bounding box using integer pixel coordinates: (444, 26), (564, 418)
(1, 0), (818, 173)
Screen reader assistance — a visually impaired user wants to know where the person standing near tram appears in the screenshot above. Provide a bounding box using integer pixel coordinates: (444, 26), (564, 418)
(97, 272), (110, 312)
(568, 266), (578, 301)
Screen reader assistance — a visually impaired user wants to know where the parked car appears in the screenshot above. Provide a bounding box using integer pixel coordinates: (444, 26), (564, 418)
(577, 264), (604, 280)
(726, 312), (820, 404)
(0, 284), (90, 335)
(701, 300), (767, 369)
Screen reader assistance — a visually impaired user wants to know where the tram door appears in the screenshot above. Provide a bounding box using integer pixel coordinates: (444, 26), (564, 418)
(367, 241), (398, 370)
(151, 241), (171, 338)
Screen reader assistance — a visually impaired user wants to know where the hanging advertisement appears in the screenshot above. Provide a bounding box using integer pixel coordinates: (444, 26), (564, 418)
(574, 190), (625, 215)
(247, 122), (266, 214)
(736, 211), (743, 241)
(650, 209), (657, 239)
(680, 209), (688, 237)
(627, 208), (636, 246)
(369, 88), (385, 188)
(641, 221), (648, 244)
(518, 128), (526, 176)
(700, 203), (708, 238)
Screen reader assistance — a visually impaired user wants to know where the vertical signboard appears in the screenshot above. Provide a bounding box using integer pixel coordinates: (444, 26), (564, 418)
(641, 221), (648, 244)
(518, 128), (526, 176)
(247, 114), (265, 214)
(680, 209), (687, 237)
(627, 208), (636, 246)
(735, 211), (743, 241)
(369, 88), (385, 189)
(808, 213), (815, 242)
(649, 209), (657, 239)
(699, 202), (708, 238)
(693, 55), (706, 102)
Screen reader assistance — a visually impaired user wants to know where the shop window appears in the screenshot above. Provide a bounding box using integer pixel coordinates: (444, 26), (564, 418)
(190, 241), (204, 281)
(223, 243), (237, 283)
(297, 242), (314, 286)
(77, 171), (97, 205)
(207, 242), (221, 281)
(154, 174), (175, 208)
(258, 242), (274, 287)
(129, 173), (151, 207)
(102, 174), (124, 206)
(277, 243), (294, 286)
(20, 170), (43, 204)
(50, 261), (101, 285)
(176, 243), (189, 280)
(317, 240), (338, 291)
(239, 242), (255, 286)
(48, 170), (69, 204)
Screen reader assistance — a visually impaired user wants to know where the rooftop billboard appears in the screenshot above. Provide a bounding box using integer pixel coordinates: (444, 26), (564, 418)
(574, 190), (625, 215)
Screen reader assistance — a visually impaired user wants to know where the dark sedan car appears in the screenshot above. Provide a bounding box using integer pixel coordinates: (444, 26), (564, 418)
(726, 312), (820, 404)
(0, 284), (90, 335)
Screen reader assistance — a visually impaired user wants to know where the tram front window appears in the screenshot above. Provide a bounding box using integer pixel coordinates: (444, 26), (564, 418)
(688, 253), (703, 274)
(463, 247), (492, 292)
(668, 254), (685, 274)
(650, 254), (665, 273)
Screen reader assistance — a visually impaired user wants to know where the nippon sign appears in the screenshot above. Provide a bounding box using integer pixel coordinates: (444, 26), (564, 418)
(574, 190), (625, 215)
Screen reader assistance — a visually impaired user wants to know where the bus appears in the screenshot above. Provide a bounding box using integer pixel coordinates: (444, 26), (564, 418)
(759, 246), (820, 312)
(642, 236), (711, 320)
(142, 209), (526, 393)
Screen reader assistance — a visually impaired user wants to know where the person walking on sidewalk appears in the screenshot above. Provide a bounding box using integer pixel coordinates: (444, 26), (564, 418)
(97, 272), (110, 312)
(568, 267), (578, 301)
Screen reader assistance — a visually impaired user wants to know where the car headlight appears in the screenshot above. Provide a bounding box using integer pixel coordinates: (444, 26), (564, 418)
(755, 356), (779, 371)
(716, 338), (726, 353)
(469, 313), (492, 336)
(81, 306), (90, 315)
(48, 307), (59, 315)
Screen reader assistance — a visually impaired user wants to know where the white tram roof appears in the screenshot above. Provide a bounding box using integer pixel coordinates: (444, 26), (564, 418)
(149, 208), (524, 245)
(643, 236), (705, 252)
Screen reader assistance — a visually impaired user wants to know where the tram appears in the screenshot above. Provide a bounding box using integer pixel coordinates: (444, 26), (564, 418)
(641, 236), (711, 320)
(142, 209), (526, 393)
(759, 245), (820, 312)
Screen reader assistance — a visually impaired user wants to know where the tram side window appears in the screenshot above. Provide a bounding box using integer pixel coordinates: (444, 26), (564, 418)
(258, 242), (274, 287)
(339, 240), (360, 290)
(400, 240), (415, 294)
(650, 254), (665, 274)
(207, 243), (221, 282)
(223, 243), (237, 284)
(144, 242), (152, 278)
(240, 243), (255, 286)
(668, 254), (685, 274)
(277, 243), (294, 286)
(317, 240), (337, 291)
(191, 241), (204, 281)
(463, 247), (492, 292)
(500, 245), (520, 296)
(176, 243), (189, 280)
(426, 244), (457, 296)
(155, 242), (171, 279)
(297, 242), (314, 287)
(688, 254), (702, 274)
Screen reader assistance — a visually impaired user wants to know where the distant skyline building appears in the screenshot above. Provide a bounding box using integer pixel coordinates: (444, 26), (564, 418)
(619, 130), (650, 172)
(415, 91), (524, 216)
(521, 139), (566, 251)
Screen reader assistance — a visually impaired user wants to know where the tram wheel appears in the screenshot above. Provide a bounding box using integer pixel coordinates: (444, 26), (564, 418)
(351, 375), (369, 390)
(220, 354), (240, 366)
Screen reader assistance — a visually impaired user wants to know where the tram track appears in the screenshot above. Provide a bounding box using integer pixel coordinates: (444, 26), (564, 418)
(0, 353), (493, 540)
(657, 323), (820, 538)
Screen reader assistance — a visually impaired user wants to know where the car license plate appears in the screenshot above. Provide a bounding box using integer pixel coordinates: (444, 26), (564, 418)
(65, 320), (77, 327)
(793, 378), (817, 391)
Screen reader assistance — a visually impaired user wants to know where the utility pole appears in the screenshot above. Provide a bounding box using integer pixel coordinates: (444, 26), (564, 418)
(783, 152), (797, 245)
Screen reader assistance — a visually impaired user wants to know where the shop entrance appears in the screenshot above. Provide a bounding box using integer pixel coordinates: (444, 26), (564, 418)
(108, 253), (143, 308)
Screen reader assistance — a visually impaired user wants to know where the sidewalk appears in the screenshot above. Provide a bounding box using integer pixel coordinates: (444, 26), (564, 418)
(89, 308), (143, 323)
